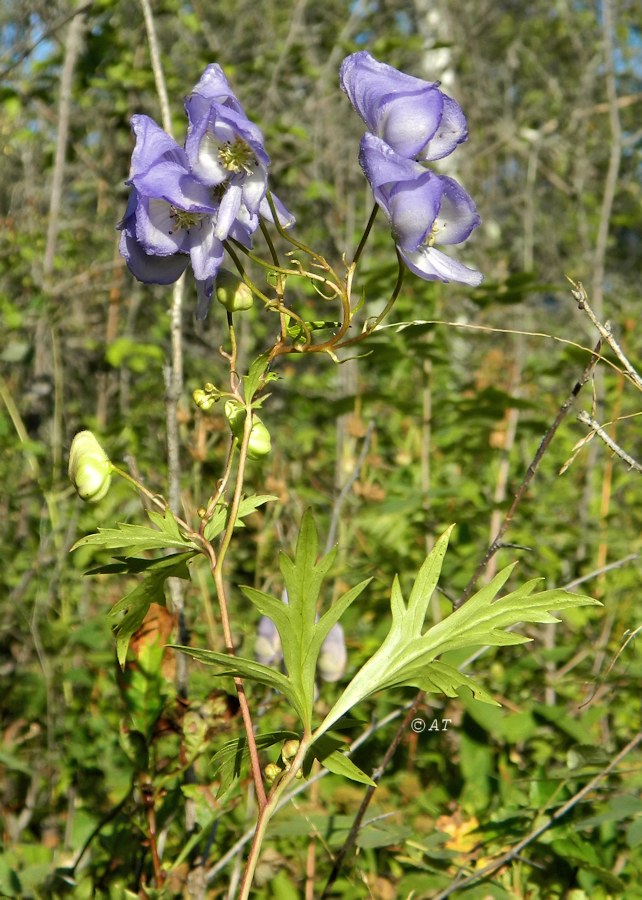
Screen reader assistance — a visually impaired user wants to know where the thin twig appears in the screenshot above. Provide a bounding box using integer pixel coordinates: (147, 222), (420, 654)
(433, 730), (642, 899)
(577, 410), (642, 473)
(138, 0), (172, 135)
(0, 1), (93, 79)
(325, 420), (375, 552)
(456, 336), (603, 606)
(568, 278), (642, 393)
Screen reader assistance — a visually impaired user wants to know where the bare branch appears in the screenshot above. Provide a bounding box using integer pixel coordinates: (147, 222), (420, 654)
(577, 410), (642, 473)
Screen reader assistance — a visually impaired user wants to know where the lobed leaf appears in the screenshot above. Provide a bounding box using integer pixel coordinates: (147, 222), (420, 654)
(107, 552), (193, 668)
(71, 508), (199, 556)
(316, 528), (601, 737)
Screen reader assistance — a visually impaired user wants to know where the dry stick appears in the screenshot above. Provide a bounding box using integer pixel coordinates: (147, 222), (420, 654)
(577, 411), (642, 474)
(319, 694), (426, 899)
(456, 337), (603, 608)
(137, 0), (194, 849)
(569, 279), (642, 394)
(432, 729), (642, 900)
(592, 0), (622, 323)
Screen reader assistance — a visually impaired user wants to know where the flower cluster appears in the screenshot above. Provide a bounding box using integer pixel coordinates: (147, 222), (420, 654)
(118, 65), (293, 318)
(340, 52), (482, 286)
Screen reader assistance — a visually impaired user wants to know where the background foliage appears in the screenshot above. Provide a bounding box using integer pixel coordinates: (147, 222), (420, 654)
(1, 0), (642, 897)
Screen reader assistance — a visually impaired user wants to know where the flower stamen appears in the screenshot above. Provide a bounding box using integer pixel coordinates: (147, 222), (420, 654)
(218, 138), (256, 176)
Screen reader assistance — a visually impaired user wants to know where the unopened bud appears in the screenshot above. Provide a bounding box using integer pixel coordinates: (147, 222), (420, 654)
(216, 270), (254, 312)
(224, 402), (271, 459)
(281, 740), (300, 764)
(68, 430), (112, 502)
(193, 388), (216, 411)
(264, 762), (282, 785)
(247, 416), (271, 459)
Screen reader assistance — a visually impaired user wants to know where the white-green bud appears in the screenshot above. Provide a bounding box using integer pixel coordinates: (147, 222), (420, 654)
(216, 269), (254, 312)
(281, 740), (300, 764)
(264, 762), (282, 785)
(68, 430), (112, 502)
(193, 388), (216, 411)
(224, 402), (271, 459)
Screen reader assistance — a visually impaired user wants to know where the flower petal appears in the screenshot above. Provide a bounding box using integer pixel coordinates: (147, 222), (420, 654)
(419, 95), (468, 161)
(129, 114), (187, 176)
(387, 175), (442, 251)
(132, 160), (217, 212)
(340, 51), (467, 161)
(432, 176), (481, 245)
(259, 191), (296, 229)
(400, 244), (483, 286)
(119, 231), (188, 285)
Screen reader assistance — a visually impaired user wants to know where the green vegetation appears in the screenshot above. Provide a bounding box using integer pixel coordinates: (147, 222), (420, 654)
(1, 0), (642, 897)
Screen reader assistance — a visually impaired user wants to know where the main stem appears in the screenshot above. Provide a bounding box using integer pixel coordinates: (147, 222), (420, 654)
(209, 408), (267, 810)
(238, 738), (310, 899)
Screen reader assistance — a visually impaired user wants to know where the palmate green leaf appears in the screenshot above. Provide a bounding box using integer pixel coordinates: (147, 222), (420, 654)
(179, 511), (369, 735)
(241, 510), (369, 731)
(108, 552), (193, 668)
(71, 508), (199, 556)
(317, 528), (601, 736)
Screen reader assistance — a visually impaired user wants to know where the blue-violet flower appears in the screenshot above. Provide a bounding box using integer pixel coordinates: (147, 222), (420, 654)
(340, 51), (468, 162)
(118, 66), (293, 318)
(359, 134), (482, 286)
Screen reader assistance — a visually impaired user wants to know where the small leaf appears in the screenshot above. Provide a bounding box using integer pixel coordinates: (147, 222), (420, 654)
(108, 553), (193, 668)
(71, 508), (198, 556)
(321, 750), (377, 787)
(243, 352), (279, 404)
(212, 730), (298, 793)
(202, 494), (278, 541)
(306, 733), (376, 786)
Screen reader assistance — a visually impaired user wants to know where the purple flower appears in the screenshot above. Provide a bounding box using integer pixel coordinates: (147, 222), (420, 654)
(185, 64), (295, 231)
(340, 51), (468, 162)
(360, 134), (482, 286)
(118, 67), (294, 318)
(118, 114), (232, 315)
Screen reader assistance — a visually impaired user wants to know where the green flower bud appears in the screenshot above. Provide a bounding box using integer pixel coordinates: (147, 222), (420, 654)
(224, 402), (271, 459)
(281, 739), (300, 764)
(193, 388), (216, 411)
(224, 400), (246, 439)
(216, 269), (254, 312)
(68, 430), (112, 502)
(264, 762), (282, 785)
(247, 416), (271, 459)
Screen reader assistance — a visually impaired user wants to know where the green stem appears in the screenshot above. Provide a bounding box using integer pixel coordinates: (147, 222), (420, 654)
(337, 252), (406, 350)
(238, 736), (310, 898)
(209, 408), (267, 809)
